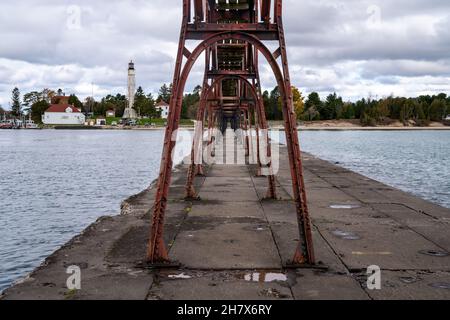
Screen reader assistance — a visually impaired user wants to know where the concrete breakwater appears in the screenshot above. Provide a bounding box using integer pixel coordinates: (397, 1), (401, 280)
(2, 143), (450, 300)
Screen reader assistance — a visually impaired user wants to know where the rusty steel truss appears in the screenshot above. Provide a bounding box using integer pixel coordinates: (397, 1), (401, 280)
(147, 0), (315, 266)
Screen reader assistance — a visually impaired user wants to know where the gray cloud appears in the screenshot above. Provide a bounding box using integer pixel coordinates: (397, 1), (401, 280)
(0, 0), (449, 107)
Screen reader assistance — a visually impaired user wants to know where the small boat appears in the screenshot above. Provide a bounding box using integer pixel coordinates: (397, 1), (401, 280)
(25, 120), (38, 129)
(0, 120), (14, 129)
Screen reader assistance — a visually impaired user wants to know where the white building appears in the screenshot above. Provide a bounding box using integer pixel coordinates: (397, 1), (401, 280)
(156, 101), (170, 119)
(106, 109), (116, 117)
(122, 60), (137, 119)
(42, 104), (85, 125)
(96, 117), (106, 126)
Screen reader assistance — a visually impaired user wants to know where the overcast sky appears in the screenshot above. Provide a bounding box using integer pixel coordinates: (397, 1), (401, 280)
(0, 0), (449, 107)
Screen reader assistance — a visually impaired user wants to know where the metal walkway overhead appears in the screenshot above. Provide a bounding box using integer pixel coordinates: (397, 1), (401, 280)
(147, 0), (315, 266)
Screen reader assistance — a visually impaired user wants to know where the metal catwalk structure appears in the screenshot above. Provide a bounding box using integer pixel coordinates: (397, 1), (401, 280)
(147, 0), (315, 266)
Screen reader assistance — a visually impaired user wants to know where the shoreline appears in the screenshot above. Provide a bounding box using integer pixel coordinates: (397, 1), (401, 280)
(5, 125), (449, 131)
(3, 119), (450, 132)
(297, 126), (450, 131)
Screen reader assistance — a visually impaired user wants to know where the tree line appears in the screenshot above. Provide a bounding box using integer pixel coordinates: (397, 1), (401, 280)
(2, 84), (198, 124)
(4, 85), (449, 126)
(263, 87), (450, 125)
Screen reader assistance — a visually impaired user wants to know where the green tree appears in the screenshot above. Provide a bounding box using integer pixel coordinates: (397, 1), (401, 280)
(158, 83), (172, 103)
(134, 86), (146, 116)
(262, 90), (270, 118)
(375, 99), (390, 121)
(84, 97), (97, 115)
(100, 94), (127, 117)
(400, 99), (415, 123)
(182, 85), (201, 119)
(414, 101), (426, 120)
(142, 93), (156, 118)
(358, 98), (377, 126)
(267, 86), (282, 120)
(323, 93), (343, 120)
(133, 87), (157, 118)
(31, 100), (50, 124)
(23, 91), (43, 109)
(68, 94), (83, 111)
(11, 87), (22, 117)
(304, 92), (322, 120)
(429, 99), (447, 121)
(436, 93), (447, 101)
(341, 102), (355, 119)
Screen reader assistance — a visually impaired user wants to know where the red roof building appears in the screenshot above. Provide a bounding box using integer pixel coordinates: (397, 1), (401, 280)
(156, 101), (169, 119)
(45, 104), (81, 113)
(42, 104), (85, 125)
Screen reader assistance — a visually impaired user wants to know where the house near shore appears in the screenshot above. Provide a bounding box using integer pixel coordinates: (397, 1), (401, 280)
(42, 104), (85, 125)
(106, 109), (116, 117)
(156, 101), (169, 119)
(445, 115), (450, 121)
(96, 117), (106, 126)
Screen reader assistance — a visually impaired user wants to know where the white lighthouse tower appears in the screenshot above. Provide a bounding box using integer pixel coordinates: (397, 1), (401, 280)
(122, 60), (137, 119)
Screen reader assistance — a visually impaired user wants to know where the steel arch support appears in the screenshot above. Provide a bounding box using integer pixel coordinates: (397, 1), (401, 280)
(148, 28), (314, 265)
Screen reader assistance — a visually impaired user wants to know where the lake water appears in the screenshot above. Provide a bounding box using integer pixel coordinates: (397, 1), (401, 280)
(1, 129), (449, 292)
(280, 130), (450, 209)
(0, 130), (165, 293)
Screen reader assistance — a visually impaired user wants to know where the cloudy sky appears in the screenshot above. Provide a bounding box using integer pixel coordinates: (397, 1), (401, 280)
(0, 0), (449, 108)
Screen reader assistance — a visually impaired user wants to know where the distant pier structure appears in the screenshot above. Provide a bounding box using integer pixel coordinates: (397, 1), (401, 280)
(122, 60), (137, 119)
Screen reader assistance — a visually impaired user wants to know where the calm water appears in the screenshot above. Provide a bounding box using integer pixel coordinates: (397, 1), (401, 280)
(0, 130), (164, 292)
(1, 129), (449, 292)
(289, 131), (450, 209)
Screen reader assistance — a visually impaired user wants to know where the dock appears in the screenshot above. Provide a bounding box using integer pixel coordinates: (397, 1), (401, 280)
(2, 132), (450, 300)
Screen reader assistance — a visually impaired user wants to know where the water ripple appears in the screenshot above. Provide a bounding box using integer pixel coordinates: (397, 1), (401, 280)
(0, 130), (164, 292)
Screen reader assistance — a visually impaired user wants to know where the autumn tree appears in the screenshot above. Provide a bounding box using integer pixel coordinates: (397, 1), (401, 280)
(291, 86), (305, 120)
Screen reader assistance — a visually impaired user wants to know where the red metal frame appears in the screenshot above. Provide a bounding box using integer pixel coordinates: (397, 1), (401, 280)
(147, 0), (315, 266)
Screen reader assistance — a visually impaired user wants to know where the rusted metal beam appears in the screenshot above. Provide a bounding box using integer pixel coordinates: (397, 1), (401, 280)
(186, 23), (279, 40)
(260, 0), (271, 23)
(147, 0), (315, 267)
(183, 47), (192, 59)
(194, 0), (204, 22)
(146, 0), (191, 264)
(272, 47), (281, 60)
(274, 0), (315, 265)
(207, 70), (257, 79)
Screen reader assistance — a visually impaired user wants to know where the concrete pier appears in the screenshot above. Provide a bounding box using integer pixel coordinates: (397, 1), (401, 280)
(2, 133), (450, 300)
